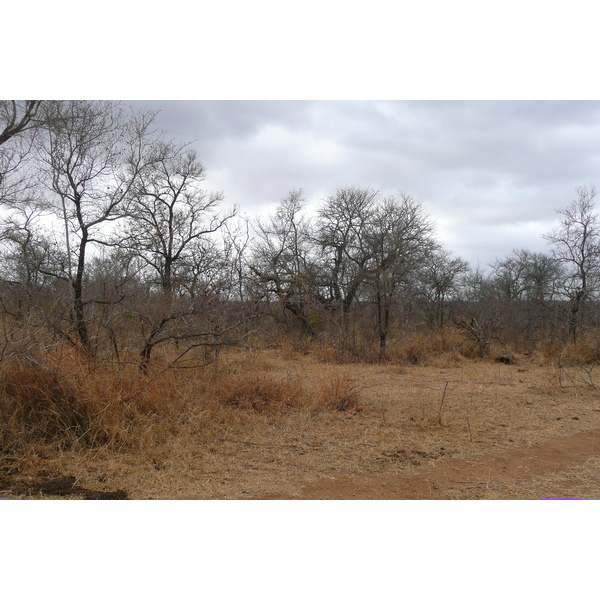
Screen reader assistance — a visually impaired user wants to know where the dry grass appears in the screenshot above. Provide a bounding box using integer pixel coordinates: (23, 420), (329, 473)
(305, 326), (515, 366)
(391, 328), (474, 364)
(204, 371), (362, 414)
(1, 340), (599, 499)
(465, 457), (600, 500)
(0, 348), (206, 453)
(558, 335), (600, 365)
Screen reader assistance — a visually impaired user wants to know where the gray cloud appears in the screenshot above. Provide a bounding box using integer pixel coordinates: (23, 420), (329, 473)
(128, 100), (600, 267)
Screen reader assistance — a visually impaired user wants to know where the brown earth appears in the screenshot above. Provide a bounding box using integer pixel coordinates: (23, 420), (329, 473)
(260, 428), (600, 499)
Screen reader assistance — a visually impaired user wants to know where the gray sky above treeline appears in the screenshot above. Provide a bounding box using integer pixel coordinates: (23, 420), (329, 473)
(128, 100), (600, 268)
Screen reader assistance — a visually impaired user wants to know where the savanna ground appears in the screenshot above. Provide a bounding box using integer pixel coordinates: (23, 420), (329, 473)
(1, 332), (599, 500)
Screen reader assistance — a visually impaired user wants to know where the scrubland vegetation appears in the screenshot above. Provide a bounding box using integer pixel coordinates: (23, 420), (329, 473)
(1, 101), (600, 499)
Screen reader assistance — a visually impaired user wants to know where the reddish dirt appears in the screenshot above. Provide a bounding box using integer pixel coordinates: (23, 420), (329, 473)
(260, 428), (600, 499)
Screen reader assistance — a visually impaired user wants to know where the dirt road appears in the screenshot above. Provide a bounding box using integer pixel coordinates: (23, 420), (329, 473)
(260, 428), (600, 499)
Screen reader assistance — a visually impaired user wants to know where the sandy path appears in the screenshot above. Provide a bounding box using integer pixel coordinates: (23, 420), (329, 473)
(260, 428), (600, 499)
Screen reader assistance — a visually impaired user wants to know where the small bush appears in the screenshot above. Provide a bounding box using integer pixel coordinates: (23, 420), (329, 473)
(559, 334), (600, 365)
(392, 328), (467, 365)
(212, 374), (303, 412)
(0, 356), (95, 446)
(208, 371), (364, 414)
(0, 352), (194, 451)
(314, 374), (362, 412)
(538, 338), (564, 362)
(311, 340), (359, 364)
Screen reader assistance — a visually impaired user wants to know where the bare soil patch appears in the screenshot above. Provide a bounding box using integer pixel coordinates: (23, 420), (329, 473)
(260, 428), (600, 499)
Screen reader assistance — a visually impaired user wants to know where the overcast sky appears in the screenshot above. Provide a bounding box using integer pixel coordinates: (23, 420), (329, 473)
(127, 100), (600, 268)
(9, 3), (600, 272)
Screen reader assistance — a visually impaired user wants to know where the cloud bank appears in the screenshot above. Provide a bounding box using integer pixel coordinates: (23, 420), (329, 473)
(129, 100), (600, 267)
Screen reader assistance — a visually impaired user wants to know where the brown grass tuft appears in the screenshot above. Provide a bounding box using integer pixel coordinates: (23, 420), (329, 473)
(312, 373), (363, 412)
(392, 328), (470, 365)
(559, 335), (600, 365)
(206, 370), (364, 414)
(210, 373), (303, 412)
(0, 349), (205, 453)
(0, 356), (93, 446)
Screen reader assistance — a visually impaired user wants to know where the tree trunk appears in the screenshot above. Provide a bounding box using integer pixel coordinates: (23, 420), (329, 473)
(139, 343), (154, 372)
(376, 289), (390, 361)
(73, 233), (91, 351)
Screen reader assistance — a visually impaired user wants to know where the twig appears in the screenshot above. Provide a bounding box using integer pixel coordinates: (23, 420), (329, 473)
(215, 438), (302, 450)
(438, 381), (449, 426)
(466, 386), (475, 442)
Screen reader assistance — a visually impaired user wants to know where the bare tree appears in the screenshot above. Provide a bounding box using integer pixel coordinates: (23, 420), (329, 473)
(0, 204), (56, 314)
(0, 101), (42, 146)
(363, 193), (437, 359)
(458, 264), (495, 304)
(544, 186), (600, 341)
(114, 137), (240, 369)
(36, 100), (157, 351)
(250, 190), (321, 335)
(119, 139), (232, 292)
(312, 187), (439, 358)
(448, 264), (501, 357)
(0, 101), (43, 204)
(315, 186), (378, 315)
(491, 250), (530, 301)
(222, 215), (252, 303)
(418, 248), (469, 328)
(488, 248), (564, 345)
(520, 250), (563, 302)
(491, 248), (561, 302)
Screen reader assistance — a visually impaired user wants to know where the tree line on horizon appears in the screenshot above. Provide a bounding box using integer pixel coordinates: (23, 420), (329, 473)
(2, 100), (600, 368)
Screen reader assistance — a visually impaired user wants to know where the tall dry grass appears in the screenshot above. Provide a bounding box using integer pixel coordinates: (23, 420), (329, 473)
(0, 341), (364, 458)
(205, 369), (363, 414)
(532, 330), (600, 367)
(308, 326), (487, 366)
(0, 348), (198, 452)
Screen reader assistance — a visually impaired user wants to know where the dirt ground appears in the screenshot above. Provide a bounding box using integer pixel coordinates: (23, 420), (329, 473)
(2, 349), (600, 500)
(260, 428), (600, 499)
